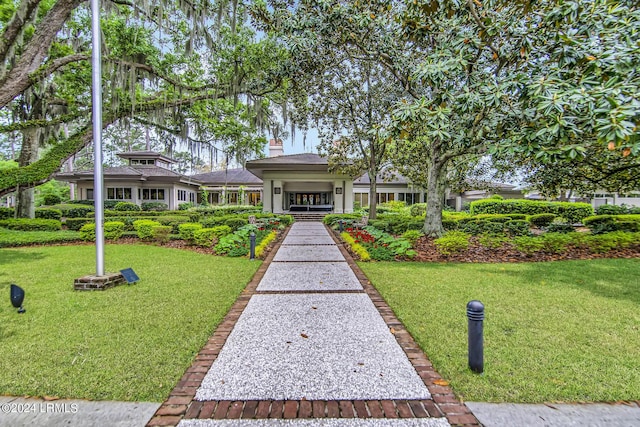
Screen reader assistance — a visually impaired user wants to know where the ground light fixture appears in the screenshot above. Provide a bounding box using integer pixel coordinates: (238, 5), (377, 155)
(10, 284), (26, 314)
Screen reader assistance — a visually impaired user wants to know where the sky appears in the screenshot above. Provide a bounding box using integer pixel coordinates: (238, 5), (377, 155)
(261, 127), (321, 157)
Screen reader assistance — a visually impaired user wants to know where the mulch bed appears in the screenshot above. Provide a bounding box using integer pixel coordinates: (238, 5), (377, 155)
(411, 236), (640, 263)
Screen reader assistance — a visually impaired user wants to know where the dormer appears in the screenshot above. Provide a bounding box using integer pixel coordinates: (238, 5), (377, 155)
(117, 151), (176, 170)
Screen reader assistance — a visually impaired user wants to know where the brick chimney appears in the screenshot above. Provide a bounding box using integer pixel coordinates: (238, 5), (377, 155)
(269, 139), (284, 157)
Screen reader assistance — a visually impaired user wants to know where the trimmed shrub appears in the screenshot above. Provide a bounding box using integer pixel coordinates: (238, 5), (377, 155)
(43, 194), (62, 205)
(195, 205), (262, 216)
(64, 218), (92, 231)
(0, 207), (13, 219)
(595, 204), (628, 215)
(473, 214), (514, 223)
(224, 217), (248, 231)
(0, 218), (61, 231)
(78, 222), (125, 241)
(104, 221), (125, 240)
(193, 225), (232, 247)
(470, 199), (593, 223)
(434, 231), (470, 255)
(79, 223), (96, 241)
(133, 219), (161, 240)
(529, 213), (557, 228)
(461, 220), (504, 235)
(582, 215), (615, 227)
(179, 223), (203, 243)
(141, 202), (168, 211)
(410, 203), (427, 217)
(178, 202), (196, 210)
(193, 228), (219, 248)
(114, 202), (141, 211)
(583, 214), (640, 234)
(64, 206), (94, 218)
(323, 213), (361, 226)
(35, 208), (62, 220)
(151, 225), (172, 244)
(505, 220), (531, 236)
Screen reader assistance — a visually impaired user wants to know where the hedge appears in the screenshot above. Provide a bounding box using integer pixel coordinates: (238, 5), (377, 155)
(133, 219), (161, 239)
(193, 205), (262, 216)
(179, 223), (203, 243)
(35, 208), (62, 220)
(49, 204), (94, 218)
(193, 226), (233, 248)
(582, 214), (640, 234)
(114, 202), (141, 211)
(0, 207), (13, 219)
(470, 199), (593, 223)
(141, 202), (168, 211)
(79, 221), (124, 241)
(64, 218), (93, 231)
(528, 213), (557, 227)
(0, 218), (62, 231)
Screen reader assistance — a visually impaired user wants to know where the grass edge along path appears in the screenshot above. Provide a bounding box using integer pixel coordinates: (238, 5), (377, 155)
(360, 259), (640, 403)
(0, 244), (259, 402)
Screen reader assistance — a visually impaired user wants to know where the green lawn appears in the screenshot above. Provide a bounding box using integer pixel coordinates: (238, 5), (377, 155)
(360, 259), (640, 403)
(0, 245), (259, 402)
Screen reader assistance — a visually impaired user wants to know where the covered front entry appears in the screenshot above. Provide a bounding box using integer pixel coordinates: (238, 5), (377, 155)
(245, 153), (354, 214)
(287, 192), (333, 211)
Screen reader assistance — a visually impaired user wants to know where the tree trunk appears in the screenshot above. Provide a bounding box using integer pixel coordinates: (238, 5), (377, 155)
(368, 170), (377, 220)
(423, 158), (446, 237)
(15, 127), (40, 218)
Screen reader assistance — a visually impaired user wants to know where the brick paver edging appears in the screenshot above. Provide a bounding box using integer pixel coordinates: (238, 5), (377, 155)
(147, 223), (480, 427)
(328, 225), (481, 427)
(146, 226), (291, 427)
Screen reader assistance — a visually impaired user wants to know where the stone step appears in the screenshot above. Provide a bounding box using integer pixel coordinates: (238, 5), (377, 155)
(289, 212), (329, 222)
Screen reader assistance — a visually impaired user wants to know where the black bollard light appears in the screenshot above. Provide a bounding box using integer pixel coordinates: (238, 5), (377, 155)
(338, 220), (343, 232)
(466, 300), (484, 373)
(249, 232), (256, 260)
(10, 284), (26, 314)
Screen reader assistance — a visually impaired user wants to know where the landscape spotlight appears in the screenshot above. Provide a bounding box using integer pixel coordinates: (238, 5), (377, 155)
(10, 284), (26, 314)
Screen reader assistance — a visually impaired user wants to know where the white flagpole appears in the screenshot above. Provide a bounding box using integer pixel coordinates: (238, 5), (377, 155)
(91, 0), (104, 276)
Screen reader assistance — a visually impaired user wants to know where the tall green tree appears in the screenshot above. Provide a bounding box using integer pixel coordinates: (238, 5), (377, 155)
(0, 0), (287, 203)
(255, 0), (640, 236)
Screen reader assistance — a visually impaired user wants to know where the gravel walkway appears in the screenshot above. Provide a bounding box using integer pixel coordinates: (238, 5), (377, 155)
(147, 222), (472, 427)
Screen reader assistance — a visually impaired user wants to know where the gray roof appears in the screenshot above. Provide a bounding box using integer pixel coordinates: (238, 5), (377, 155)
(247, 153), (328, 166)
(192, 168), (262, 186)
(55, 165), (198, 183)
(117, 151), (176, 163)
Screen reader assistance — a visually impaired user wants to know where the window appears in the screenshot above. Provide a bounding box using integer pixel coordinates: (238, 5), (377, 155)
(140, 188), (165, 200)
(226, 192), (238, 204)
(248, 192), (261, 206)
(354, 192), (369, 207)
(189, 192), (196, 203)
(376, 193), (395, 204)
(107, 187), (132, 200)
(131, 159), (155, 165)
(86, 189), (94, 200)
(178, 190), (187, 201)
(402, 193), (420, 205)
